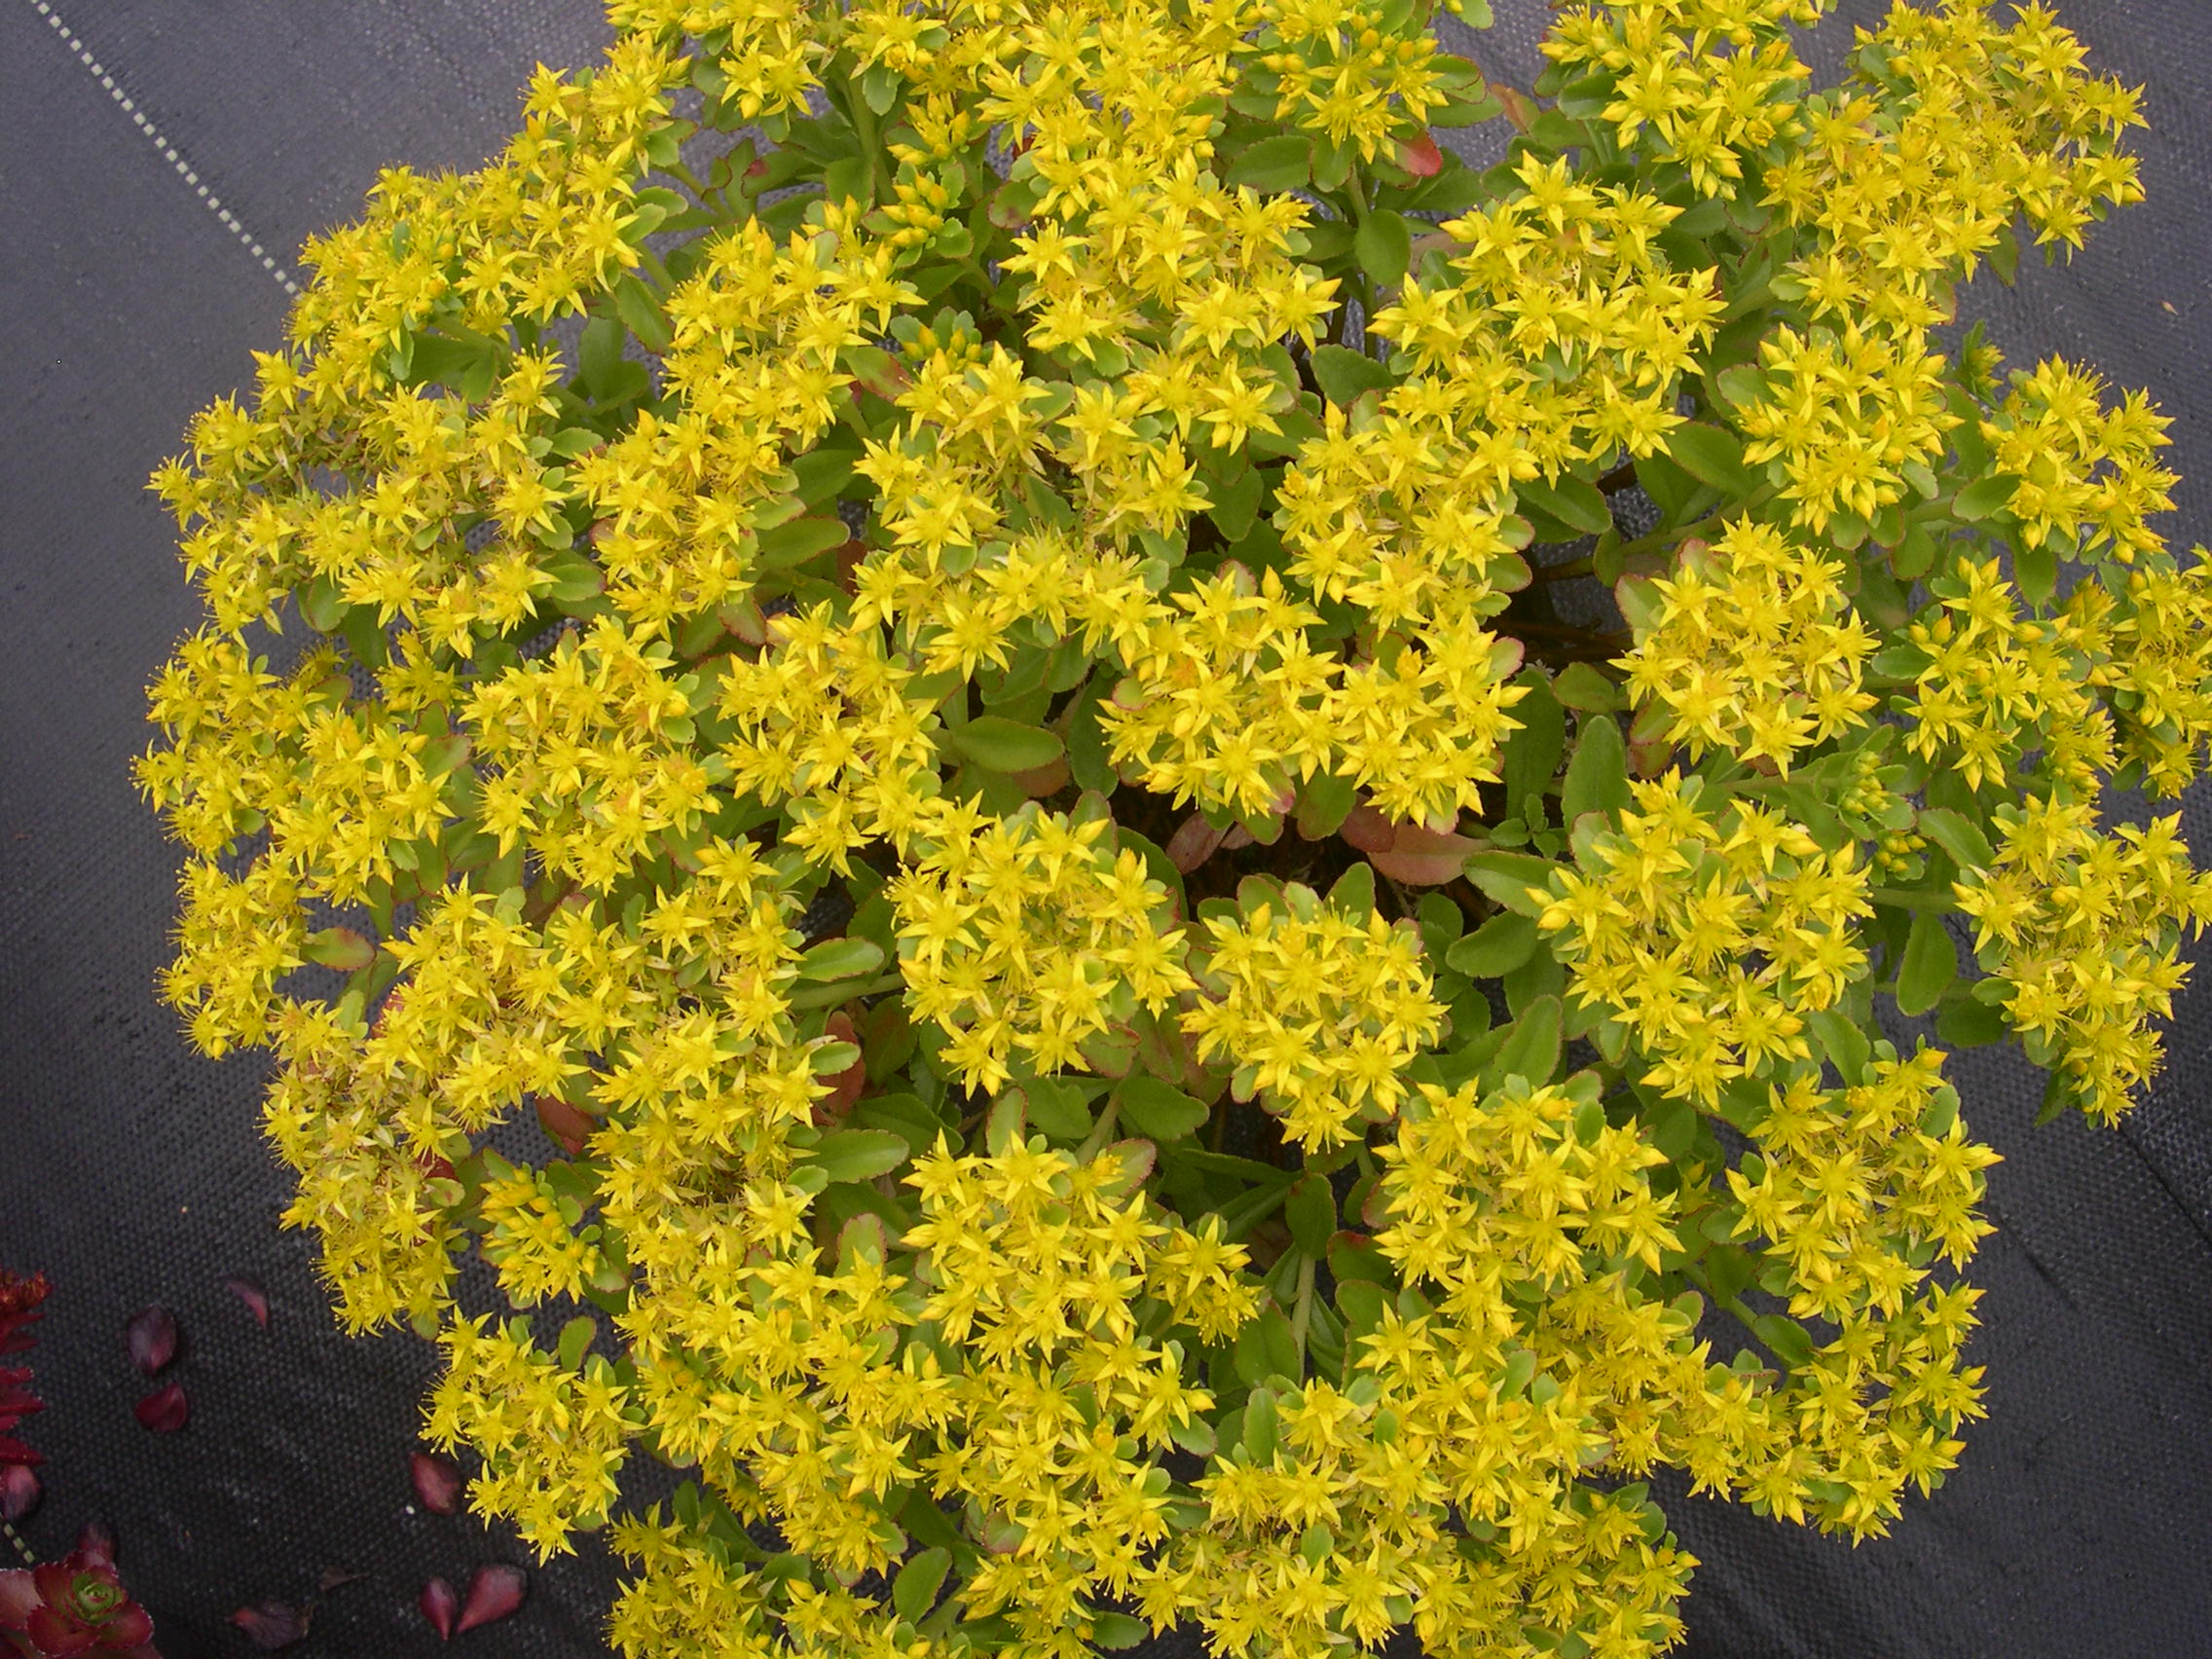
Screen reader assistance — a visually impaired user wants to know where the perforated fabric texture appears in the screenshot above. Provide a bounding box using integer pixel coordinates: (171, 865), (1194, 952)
(2, 2), (2209, 1655)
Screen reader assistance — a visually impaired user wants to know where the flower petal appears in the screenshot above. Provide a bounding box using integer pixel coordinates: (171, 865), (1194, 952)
(420, 1577), (458, 1641)
(456, 1566), (526, 1633)
(223, 1278), (270, 1330)
(131, 1384), (188, 1434)
(409, 1452), (462, 1517)
(0, 1464), (38, 1523)
(123, 1309), (177, 1378)
(228, 1602), (310, 1649)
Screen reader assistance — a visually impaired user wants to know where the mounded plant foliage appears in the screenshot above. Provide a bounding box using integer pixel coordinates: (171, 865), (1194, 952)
(139, 1), (2210, 1655)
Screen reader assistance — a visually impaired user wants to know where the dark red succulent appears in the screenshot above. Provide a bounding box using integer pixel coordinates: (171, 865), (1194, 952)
(0, 1273), (49, 1474)
(0, 1544), (157, 1658)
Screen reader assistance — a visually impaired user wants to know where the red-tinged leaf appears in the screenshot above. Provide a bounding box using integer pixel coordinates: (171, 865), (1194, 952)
(1009, 755), (1071, 798)
(125, 1307), (177, 1376)
(1399, 131), (1444, 177)
(410, 1451), (463, 1516)
(224, 1276), (270, 1330)
(1348, 813), (1480, 887)
(76, 1521), (115, 1566)
(814, 1013), (867, 1124)
(0, 1463), (37, 1522)
(0, 1569), (38, 1630)
(1371, 836), (1477, 887)
(1166, 813), (1228, 873)
(133, 1383), (189, 1433)
(229, 1602), (311, 1649)
(1337, 803), (1398, 855)
(457, 1566), (527, 1633)
(317, 1567), (366, 1592)
(535, 1092), (593, 1157)
(422, 1577), (460, 1640)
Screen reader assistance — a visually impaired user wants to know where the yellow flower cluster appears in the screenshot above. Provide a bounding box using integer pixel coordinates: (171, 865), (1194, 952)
(1621, 522), (1877, 774)
(1953, 796), (2212, 1124)
(1539, 775), (1870, 1104)
(2072, 559), (2212, 796)
(1336, 152), (1728, 571)
(1898, 557), (2112, 793)
(1713, 1047), (1996, 1537)
(613, 1138), (1255, 1652)
(717, 603), (945, 874)
(1247, 0), (1456, 164)
(1182, 885), (1444, 1153)
(1729, 1049), (1997, 1323)
(1761, 1), (2146, 331)
(477, 1152), (605, 1307)
(1733, 320), (1958, 536)
(468, 618), (716, 889)
(1099, 563), (1336, 821)
(424, 1313), (636, 1558)
(1545, 0), (1826, 196)
(1981, 355), (2176, 567)
(1166, 1074), (1697, 1659)
(133, 0), (2211, 1651)
(609, 1515), (928, 1659)
(885, 802), (1194, 1092)
(259, 1002), (469, 1332)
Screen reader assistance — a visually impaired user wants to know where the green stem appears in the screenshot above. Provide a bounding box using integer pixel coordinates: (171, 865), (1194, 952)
(435, 319), (514, 360)
(824, 61), (884, 206)
(1343, 170), (1378, 344)
(1873, 977), (1974, 1005)
(1290, 1254), (1317, 1364)
(1077, 1099), (1121, 1162)
(1871, 888), (1956, 913)
(1678, 1260), (1759, 1339)
(1608, 486), (1779, 564)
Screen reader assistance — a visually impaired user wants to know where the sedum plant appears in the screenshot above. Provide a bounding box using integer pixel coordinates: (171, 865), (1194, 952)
(136, 0), (2210, 1654)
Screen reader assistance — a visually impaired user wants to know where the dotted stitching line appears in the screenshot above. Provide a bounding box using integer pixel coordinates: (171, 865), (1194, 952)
(28, 0), (300, 295)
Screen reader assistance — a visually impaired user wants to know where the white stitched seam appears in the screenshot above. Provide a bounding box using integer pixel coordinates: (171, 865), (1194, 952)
(28, 0), (300, 296)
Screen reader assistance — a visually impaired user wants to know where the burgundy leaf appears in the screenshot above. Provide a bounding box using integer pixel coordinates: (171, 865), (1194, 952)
(0, 1568), (39, 1634)
(124, 1308), (177, 1377)
(75, 1522), (115, 1567)
(316, 1567), (365, 1593)
(420, 1576), (459, 1641)
(223, 1277), (270, 1330)
(456, 1566), (526, 1633)
(132, 1383), (189, 1434)
(1165, 812), (1227, 874)
(0, 1273), (48, 1356)
(533, 1093), (592, 1158)
(229, 1601), (311, 1649)
(0, 1464), (36, 1523)
(409, 1451), (462, 1517)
